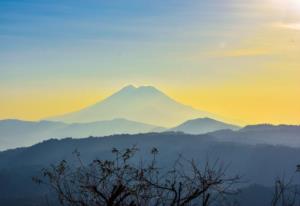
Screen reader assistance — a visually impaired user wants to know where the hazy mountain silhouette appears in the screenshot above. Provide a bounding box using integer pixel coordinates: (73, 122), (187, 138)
(0, 119), (66, 150)
(211, 124), (300, 147)
(1, 132), (300, 205)
(2, 118), (300, 150)
(0, 119), (163, 150)
(169, 117), (240, 134)
(53, 118), (164, 138)
(47, 85), (214, 127)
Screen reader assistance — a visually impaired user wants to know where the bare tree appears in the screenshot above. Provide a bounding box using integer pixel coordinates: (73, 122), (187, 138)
(271, 176), (300, 206)
(34, 147), (241, 206)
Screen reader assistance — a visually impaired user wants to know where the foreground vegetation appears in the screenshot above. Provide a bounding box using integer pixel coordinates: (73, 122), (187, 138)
(34, 147), (241, 206)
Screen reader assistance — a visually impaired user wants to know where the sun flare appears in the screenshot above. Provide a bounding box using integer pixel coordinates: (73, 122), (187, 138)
(271, 0), (300, 10)
(293, 0), (300, 9)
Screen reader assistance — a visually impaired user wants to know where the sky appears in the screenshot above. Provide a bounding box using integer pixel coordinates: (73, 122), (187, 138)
(0, 0), (299, 125)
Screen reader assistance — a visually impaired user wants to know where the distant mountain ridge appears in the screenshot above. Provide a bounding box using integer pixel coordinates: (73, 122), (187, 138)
(0, 118), (163, 150)
(1, 131), (300, 206)
(47, 85), (215, 127)
(1, 118), (300, 150)
(169, 117), (240, 134)
(210, 124), (300, 147)
(241, 124), (300, 132)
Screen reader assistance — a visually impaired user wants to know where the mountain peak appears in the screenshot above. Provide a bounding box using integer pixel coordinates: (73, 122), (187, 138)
(137, 85), (159, 90)
(120, 85), (160, 92)
(170, 117), (240, 134)
(47, 85), (214, 127)
(124, 84), (137, 89)
(189, 117), (215, 122)
(118, 84), (137, 92)
(136, 85), (164, 95)
(113, 85), (165, 98)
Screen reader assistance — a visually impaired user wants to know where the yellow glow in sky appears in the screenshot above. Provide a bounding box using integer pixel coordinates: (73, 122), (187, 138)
(0, 0), (299, 125)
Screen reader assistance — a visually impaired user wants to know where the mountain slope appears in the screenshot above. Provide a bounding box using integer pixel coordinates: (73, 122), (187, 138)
(1, 132), (300, 206)
(47, 85), (214, 127)
(0, 119), (66, 150)
(210, 124), (300, 147)
(1, 132), (300, 185)
(0, 119), (162, 150)
(53, 118), (164, 138)
(169, 117), (240, 134)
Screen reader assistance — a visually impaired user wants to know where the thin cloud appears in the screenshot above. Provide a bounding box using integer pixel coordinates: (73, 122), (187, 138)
(183, 47), (273, 62)
(274, 22), (300, 31)
(207, 48), (272, 58)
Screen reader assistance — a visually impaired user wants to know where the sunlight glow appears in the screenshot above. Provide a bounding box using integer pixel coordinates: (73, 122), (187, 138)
(292, 0), (300, 9)
(270, 0), (300, 10)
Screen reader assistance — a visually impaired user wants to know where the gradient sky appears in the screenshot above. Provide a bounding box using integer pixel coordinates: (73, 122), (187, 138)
(0, 0), (300, 125)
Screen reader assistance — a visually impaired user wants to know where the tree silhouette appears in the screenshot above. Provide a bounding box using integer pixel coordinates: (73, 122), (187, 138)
(271, 166), (300, 206)
(34, 147), (241, 206)
(271, 177), (299, 206)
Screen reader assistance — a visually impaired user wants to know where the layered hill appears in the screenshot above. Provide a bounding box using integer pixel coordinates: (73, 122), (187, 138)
(170, 117), (240, 134)
(1, 132), (300, 205)
(0, 119), (162, 150)
(210, 124), (300, 147)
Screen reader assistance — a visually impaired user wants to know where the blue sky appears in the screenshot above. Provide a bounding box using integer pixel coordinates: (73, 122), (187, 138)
(0, 0), (261, 87)
(0, 1), (250, 69)
(1, 0), (300, 124)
